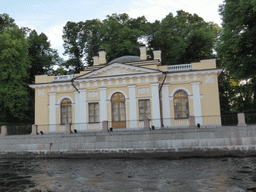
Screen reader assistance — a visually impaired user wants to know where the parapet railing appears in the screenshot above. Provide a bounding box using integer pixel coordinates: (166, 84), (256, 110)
(167, 64), (192, 72)
(0, 113), (254, 136)
(54, 74), (74, 81)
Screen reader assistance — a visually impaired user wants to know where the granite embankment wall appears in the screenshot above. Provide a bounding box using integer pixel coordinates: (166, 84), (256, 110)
(1, 126), (256, 159)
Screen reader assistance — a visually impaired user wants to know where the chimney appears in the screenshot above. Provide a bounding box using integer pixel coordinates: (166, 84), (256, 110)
(140, 45), (147, 60)
(93, 55), (99, 65)
(153, 50), (161, 62)
(98, 49), (106, 64)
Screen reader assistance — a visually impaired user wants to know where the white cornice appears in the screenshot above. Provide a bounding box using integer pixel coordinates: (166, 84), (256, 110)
(165, 68), (222, 77)
(74, 72), (162, 83)
(29, 82), (72, 89)
(75, 63), (160, 80)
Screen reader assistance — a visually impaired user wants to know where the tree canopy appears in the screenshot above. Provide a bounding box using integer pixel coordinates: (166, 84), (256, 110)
(0, 26), (30, 122)
(217, 0), (256, 113)
(148, 10), (221, 65)
(62, 11), (219, 69)
(0, 14), (63, 123)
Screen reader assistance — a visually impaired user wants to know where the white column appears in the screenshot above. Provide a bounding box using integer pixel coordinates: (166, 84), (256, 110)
(49, 93), (56, 132)
(162, 84), (171, 127)
(74, 91), (80, 124)
(99, 88), (107, 123)
(77, 89), (87, 130)
(150, 83), (161, 128)
(128, 85), (137, 128)
(128, 85), (137, 120)
(191, 82), (202, 125)
(80, 89), (87, 122)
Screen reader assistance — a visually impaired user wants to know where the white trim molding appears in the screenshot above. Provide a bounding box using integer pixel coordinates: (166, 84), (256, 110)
(128, 85), (137, 121)
(74, 91), (80, 125)
(99, 88), (107, 123)
(162, 84), (171, 126)
(191, 81), (202, 125)
(49, 93), (56, 131)
(107, 89), (128, 100)
(57, 95), (74, 105)
(170, 87), (192, 97)
(150, 83), (161, 127)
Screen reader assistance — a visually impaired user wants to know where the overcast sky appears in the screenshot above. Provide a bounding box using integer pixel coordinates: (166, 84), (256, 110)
(2, 0), (224, 59)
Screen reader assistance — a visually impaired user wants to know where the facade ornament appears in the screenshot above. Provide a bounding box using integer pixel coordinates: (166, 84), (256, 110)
(138, 88), (149, 95)
(38, 89), (45, 96)
(205, 75), (214, 83)
(88, 91), (98, 98)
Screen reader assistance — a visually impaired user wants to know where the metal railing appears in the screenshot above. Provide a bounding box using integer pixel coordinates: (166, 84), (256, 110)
(245, 113), (256, 125)
(2, 113), (256, 136)
(54, 74), (74, 81)
(107, 119), (153, 132)
(72, 122), (101, 133)
(167, 64), (192, 72)
(221, 114), (238, 126)
(37, 124), (69, 134)
(7, 125), (32, 135)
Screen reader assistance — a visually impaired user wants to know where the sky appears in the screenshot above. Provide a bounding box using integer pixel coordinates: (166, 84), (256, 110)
(2, 0), (224, 59)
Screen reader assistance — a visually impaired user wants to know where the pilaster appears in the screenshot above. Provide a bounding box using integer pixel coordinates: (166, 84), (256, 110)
(162, 84), (171, 127)
(191, 82), (202, 125)
(99, 88), (107, 123)
(150, 83), (161, 128)
(128, 85), (137, 120)
(49, 93), (56, 131)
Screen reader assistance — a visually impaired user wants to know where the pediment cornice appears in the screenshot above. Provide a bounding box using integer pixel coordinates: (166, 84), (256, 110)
(75, 63), (160, 80)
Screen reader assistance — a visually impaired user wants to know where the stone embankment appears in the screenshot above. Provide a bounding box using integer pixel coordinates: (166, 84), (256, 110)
(1, 125), (256, 159)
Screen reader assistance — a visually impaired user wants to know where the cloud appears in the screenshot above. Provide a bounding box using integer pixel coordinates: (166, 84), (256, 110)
(45, 23), (65, 53)
(128, 0), (222, 25)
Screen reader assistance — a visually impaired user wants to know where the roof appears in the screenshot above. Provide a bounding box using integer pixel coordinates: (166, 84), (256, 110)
(108, 56), (140, 64)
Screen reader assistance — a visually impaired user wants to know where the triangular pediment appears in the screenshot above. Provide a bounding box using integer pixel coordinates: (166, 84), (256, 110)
(75, 63), (159, 80)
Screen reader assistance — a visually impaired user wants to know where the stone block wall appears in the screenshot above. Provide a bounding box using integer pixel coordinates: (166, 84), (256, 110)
(0, 125), (256, 158)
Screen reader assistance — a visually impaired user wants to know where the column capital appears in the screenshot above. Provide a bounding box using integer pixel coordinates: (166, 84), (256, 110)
(48, 92), (56, 96)
(150, 83), (159, 87)
(191, 81), (201, 85)
(127, 84), (136, 88)
(79, 89), (87, 92)
(98, 87), (107, 90)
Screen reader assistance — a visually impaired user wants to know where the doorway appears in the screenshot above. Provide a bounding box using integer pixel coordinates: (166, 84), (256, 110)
(111, 92), (126, 128)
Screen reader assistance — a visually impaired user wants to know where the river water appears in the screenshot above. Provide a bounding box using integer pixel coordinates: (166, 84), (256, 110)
(1, 157), (256, 191)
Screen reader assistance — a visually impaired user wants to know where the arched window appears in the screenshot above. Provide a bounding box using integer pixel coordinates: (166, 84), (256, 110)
(61, 98), (72, 124)
(174, 90), (189, 119)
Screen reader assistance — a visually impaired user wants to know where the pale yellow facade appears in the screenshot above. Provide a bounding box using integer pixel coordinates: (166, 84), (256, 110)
(30, 47), (223, 132)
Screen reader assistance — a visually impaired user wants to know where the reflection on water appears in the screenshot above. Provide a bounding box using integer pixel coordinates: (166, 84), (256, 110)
(1, 157), (256, 191)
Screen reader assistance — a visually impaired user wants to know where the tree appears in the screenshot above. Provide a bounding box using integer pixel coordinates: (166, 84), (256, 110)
(0, 27), (30, 122)
(27, 30), (62, 83)
(63, 21), (88, 72)
(0, 13), (17, 33)
(101, 13), (147, 62)
(148, 10), (221, 65)
(218, 0), (256, 112)
(62, 13), (148, 70)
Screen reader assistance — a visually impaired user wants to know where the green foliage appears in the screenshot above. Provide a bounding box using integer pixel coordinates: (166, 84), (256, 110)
(63, 21), (86, 72)
(101, 13), (146, 62)
(52, 67), (68, 76)
(63, 11), (219, 69)
(0, 27), (30, 121)
(62, 13), (147, 70)
(0, 14), (62, 123)
(0, 13), (17, 33)
(148, 10), (221, 65)
(27, 30), (62, 83)
(218, 0), (256, 113)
